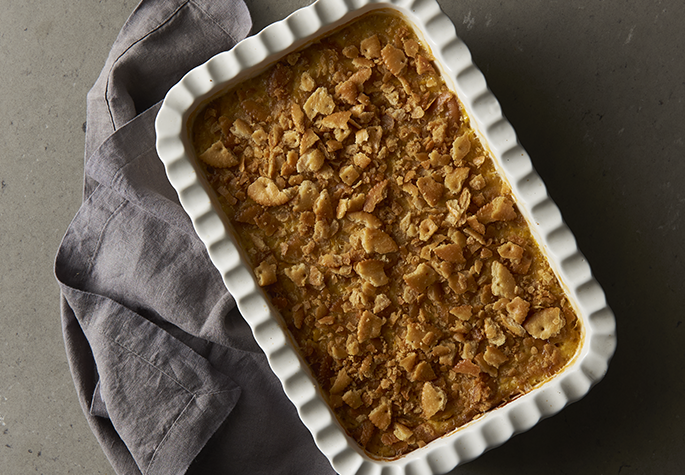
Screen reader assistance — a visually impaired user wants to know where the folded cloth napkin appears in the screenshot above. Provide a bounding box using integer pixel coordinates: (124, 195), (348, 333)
(54, 1), (336, 474)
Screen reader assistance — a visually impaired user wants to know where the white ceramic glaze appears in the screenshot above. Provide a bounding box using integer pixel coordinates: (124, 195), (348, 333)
(155, 1), (617, 473)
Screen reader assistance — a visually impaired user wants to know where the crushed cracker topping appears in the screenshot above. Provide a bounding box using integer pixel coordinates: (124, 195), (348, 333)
(192, 11), (581, 459)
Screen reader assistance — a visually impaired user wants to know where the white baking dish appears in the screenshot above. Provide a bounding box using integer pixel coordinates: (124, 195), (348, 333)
(154, 0), (617, 473)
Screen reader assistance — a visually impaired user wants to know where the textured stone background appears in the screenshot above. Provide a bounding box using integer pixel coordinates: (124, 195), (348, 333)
(1, 0), (682, 473)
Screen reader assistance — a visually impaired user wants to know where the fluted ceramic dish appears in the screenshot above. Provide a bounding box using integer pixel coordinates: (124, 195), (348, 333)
(155, 0), (617, 473)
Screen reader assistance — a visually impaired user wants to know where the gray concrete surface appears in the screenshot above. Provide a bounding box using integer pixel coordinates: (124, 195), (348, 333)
(1, 0), (683, 474)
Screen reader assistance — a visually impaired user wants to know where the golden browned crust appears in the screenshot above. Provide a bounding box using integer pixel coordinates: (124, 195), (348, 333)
(192, 11), (582, 459)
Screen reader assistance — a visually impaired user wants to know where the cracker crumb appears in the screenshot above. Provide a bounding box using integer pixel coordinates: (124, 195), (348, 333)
(524, 307), (565, 340)
(199, 141), (239, 168)
(247, 177), (292, 206)
(421, 382), (446, 419)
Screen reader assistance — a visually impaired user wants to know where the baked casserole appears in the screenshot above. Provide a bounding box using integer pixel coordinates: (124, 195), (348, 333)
(190, 11), (583, 459)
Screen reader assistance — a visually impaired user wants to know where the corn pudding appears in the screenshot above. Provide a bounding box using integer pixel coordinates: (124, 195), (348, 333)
(191, 11), (582, 458)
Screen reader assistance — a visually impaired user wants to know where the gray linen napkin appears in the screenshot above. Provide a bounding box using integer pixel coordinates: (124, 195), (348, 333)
(55, 1), (335, 473)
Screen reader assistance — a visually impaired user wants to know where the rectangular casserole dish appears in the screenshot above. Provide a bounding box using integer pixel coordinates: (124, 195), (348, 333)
(155, 1), (617, 473)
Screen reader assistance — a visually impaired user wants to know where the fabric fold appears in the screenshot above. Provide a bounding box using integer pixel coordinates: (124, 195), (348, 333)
(62, 284), (242, 475)
(56, 0), (337, 473)
(57, 0), (256, 473)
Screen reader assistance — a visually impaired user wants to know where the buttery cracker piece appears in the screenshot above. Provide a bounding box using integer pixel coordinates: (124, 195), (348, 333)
(451, 133), (471, 163)
(430, 122), (448, 145)
(465, 219), (486, 239)
(313, 219), (331, 242)
(361, 228), (398, 254)
(322, 110), (352, 129)
(286, 52), (300, 65)
(336, 80), (358, 105)
(405, 322), (428, 351)
(199, 141), (239, 168)
(352, 56), (374, 69)
(402, 38), (419, 58)
(421, 382), (446, 419)
(320, 253), (343, 269)
(381, 44), (407, 76)
(347, 211), (383, 229)
(327, 139), (343, 153)
(436, 342), (457, 366)
(329, 340), (347, 359)
(499, 314), (527, 337)
(434, 243), (465, 263)
(308, 265), (325, 289)
(448, 272), (472, 295)
(484, 318), (506, 347)
(342, 45), (359, 58)
(461, 340), (478, 361)
(360, 34), (382, 59)
(290, 304), (305, 330)
(231, 118), (253, 139)
(355, 128), (369, 146)
(355, 259), (389, 287)
(399, 352), (417, 372)
(234, 204), (261, 225)
(339, 165), (361, 186)
(349, 67), (373, 86)
(506, 296), (530, 324)
(365, 126), (383, 153)
(435, 261), (453, 280)
(469, 174), (486, 191)
(299, 71), (316, 92)
(363, 179), (389, 213)
(342, 389), (363, 409)
(404, 263), (438, 293)
(498, 241), (524, 261)
(483, 345), (508, 368)
(412, 361), (436, 381)
(216, 186), (237, 206)
(446, 188), (471, 223)
(524, 307), (565, 340)
(303, 87), (335, 120)
(313, 189), (334, 220)
(491, 261), (517, 299)
(418, 218), (438, 241)
(284, 263), (308, 287)
(281, 129), (300, 150)
(450, 305), (472, 321)
(368, 399), (392, 431)
(393, 423), (413, 441)
(415, 54), (435, 75)
(402, 285), (419, 303)
(247, 177), (292, 207)
(428, 150), (451, 167)
(477, 196), (517, 224)
(293, 180), (319, 212)
(253, 261), (277, 287)
(453, 359), (481, 377)
(353, 152), (372, 169)
(291, 103), (306, 133)
(297, 148), (325, 173)
(281, 151), (298, 177)
(358, 310), (384, 342)
(416, 176), (443, 207)
(299, 128), (320, 154)
(373, 294), (392, 314)
(445, 167), (470, 194)
(330, 368), (353, 394)
(252, 127), (268, 145)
